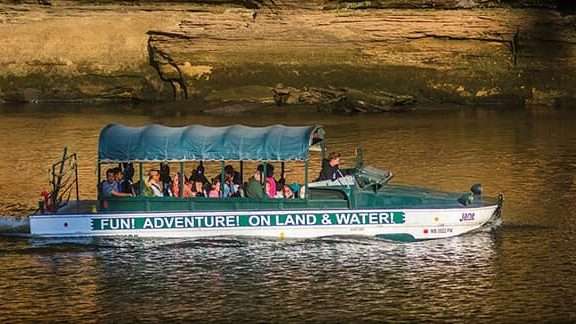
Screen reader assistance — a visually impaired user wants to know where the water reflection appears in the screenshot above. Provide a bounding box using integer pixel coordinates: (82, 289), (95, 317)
(0, 231), (506, 322)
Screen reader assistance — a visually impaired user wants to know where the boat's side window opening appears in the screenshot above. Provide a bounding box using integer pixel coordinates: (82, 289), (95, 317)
(97, 159), (308, 201)
(235, 162), (306, 200)
(172, 161), (244, 199)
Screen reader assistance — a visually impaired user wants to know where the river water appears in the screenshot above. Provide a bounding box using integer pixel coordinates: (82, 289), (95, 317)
(0, 105), (575, 322)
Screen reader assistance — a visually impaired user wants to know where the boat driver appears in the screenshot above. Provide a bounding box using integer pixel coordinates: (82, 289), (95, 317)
(316, 152), (347, 182)
(102, 168), (133, 198)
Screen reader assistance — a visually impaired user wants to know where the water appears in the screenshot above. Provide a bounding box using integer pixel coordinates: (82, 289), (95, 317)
(1, 105), (575, 322)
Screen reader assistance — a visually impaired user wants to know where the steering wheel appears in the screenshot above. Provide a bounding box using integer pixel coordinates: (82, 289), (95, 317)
(364, 181), (384, 193)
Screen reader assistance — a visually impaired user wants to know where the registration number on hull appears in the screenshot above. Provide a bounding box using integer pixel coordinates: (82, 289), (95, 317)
(429, 227), (453, 234)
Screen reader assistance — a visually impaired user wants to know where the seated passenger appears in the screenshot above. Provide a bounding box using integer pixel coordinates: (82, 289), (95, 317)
(224, 165), (242, 186)
(299, 185), (306, 199)
(281, 184), (295, 199)
(223, 169), (240, 198)
(144, 169), (163, 197)
(257, 164), (276, 198)
(189, 162), (209, 186)
(273, 173), (288, 198)
(121, 162), (135, 182)
(191, 180), (206, 197)
(160, 162), (172, 197)
(289, 183), (302, 199)
(171, 173), (193, 198)
(208, 177), (221, 198)
(277, 172), (286, 189)
(316, 152), (347, 182)
(102, 168), (132, 198)
(245, 169), (265, 199)
(113, 167), (133, 195)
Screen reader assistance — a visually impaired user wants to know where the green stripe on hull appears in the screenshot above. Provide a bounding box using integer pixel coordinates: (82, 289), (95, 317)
(375, 233), (417, 242)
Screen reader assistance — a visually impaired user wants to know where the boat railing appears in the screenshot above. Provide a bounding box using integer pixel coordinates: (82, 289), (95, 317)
(45, 147), (79, 212)
(100, 193), (350, 213)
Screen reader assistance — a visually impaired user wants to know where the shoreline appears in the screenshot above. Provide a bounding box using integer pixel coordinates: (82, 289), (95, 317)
(0, 100), (537, 118)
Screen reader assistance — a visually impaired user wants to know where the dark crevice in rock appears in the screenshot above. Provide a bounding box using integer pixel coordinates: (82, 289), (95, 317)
(148, 30), (196, 40)
(146, 34), (189, 100)
(406, 34), (509, 43)
(511, 27), (520, 66)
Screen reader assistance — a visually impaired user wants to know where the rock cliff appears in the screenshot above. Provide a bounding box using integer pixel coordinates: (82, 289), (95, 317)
(0, 0), (574, 109)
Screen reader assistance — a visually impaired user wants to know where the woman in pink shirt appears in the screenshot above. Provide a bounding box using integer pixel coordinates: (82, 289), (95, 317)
(265, 176), (276, 198)
(259, 163), (276, 198)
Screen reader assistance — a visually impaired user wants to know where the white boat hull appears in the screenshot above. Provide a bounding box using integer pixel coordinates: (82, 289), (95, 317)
(30, 205), (500, 241)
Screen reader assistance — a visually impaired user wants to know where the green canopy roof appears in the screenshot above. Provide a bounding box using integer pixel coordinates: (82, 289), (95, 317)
(98, 124), (324, 162)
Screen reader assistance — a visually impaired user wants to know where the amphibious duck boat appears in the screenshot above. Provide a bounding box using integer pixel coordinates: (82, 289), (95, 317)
(29, 124), (502, 241)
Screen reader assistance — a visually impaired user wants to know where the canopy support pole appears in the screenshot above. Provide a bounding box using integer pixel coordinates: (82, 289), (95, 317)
(240, 161), (244, 185)
(97, 161), (101, 200)
(179, 162), (184, 198)
(262, 161), (267, 199)
(74, 155), (79, 201)
(220, 161), (225, 198)
(304, 160), (308, 199)
(139, 163), (143, 196)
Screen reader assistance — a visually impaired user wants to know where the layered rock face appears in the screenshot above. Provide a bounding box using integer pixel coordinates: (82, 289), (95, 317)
(0, 0), (574, 108)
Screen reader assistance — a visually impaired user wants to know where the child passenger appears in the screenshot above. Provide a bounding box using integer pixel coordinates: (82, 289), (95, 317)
(281, 184), (294, 199)
(208, 177), (221, 198)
